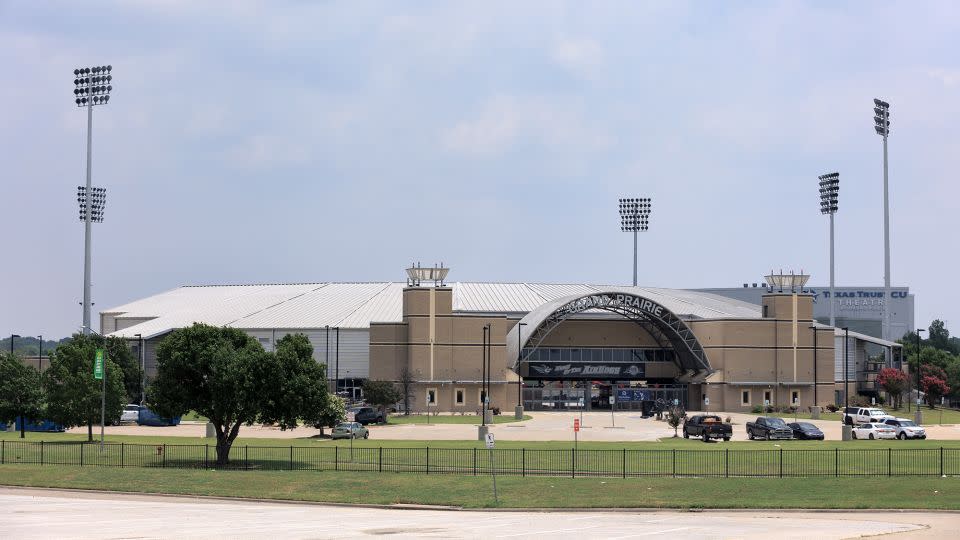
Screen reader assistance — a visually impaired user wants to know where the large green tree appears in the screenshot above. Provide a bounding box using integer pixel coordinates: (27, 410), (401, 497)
(0, 353), (44, 438)
(361, 379), (402, 421)
(148, 325), (329, 465)
(44, 334), (126, 441)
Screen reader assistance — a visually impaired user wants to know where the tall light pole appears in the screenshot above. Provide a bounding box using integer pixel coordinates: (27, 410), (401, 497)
(915, 328), (925, 424)
(38, 335), (42, 371)
(10, 334), (19, 355)
(819, 172), (839, 326)
(73, 65), (113, 336)
(619, 198), (651, 286)
(873, 98), (891, 340)
(841, 327), (852, 441)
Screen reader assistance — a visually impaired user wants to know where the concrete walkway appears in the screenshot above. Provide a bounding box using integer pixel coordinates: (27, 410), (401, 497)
(1, 487), (953, 539)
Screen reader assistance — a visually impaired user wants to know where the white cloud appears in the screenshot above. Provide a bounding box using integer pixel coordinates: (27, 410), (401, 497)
(928, 68), (960, 87)
(551, 37), (604, 78)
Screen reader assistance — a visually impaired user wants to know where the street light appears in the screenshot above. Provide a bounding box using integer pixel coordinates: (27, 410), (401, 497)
(74, 65), (114, 336)
(809, 325), (819, 412)
(481, 324), (489, 427)
(915, 328), (925, 424)
(873, 98), (892, 340)
(619, 198), (652, 286)
(841, 327), (852, 441)
(10, 334), (20, 355)
(516, 322), (527, 419)
(818, 172), (839, 326)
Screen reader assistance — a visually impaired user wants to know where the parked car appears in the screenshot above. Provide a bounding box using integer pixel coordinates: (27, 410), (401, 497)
(746, 417), (794, 440)
(787, 422), (825, 440)
(682, 415), (732, 442)
(14, 417), (65, 433)
(882, 418), (927, 440)
(852, 422), (896, 440)
(843, 407), (894, 426)
(348, 407), (385, 425)
(114, 404), (140, 425)
(331, 422), (369, 440)
(136, 407), (181, 427)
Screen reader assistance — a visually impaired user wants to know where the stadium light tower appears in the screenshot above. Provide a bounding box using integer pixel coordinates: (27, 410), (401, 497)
(873, 98), (891, 340)
(619, 198), (652, 286)
(819, 172), (839, 326)
(73, 65), (113, 335)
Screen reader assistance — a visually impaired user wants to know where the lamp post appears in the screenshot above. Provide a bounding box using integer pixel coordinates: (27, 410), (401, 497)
(619, 198), (652, 286)
(873, 98), (892, 340)
(10, 334), (19, 355)
(915, 329), (925, 424)
(38, 335), (42, 371)
(809, 325), (820, 419)
(134, 333), (144, 405)
(841, 327), (852, 441)
(73, 65), (113, 336)
(818, 173), (839, 326)
(515, 322), (527, 419)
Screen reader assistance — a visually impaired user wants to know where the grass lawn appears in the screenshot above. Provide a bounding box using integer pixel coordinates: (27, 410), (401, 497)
(384, 414), (531, 425)
(1, 465), (958, 509)
(885, 407), (960, 425)
(180, 411), (208, 422)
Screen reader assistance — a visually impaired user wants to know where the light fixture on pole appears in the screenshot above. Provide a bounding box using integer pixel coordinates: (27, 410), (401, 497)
(73, 65), (114, 336)
(619, 198), (652, 286)
(873, 98), (892, 340)
(10, 334), (20, 355)
(915, 329), (925, 424)
(819, 172), (839, 327)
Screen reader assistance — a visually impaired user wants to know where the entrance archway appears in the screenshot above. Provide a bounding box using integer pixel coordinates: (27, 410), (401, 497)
(506, 290), (713, 383)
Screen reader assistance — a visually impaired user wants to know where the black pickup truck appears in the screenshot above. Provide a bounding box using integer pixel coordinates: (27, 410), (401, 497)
(746, 416), (794, 440)
(682, 415), (733, 442)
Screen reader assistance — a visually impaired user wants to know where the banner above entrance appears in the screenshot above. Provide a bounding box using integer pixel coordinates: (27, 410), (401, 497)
(526, 361), (645, 379)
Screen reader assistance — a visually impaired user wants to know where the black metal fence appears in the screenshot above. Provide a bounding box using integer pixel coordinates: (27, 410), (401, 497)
(1, 441), (958, 478)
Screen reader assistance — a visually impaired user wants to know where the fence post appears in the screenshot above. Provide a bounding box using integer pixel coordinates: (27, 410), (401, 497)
(473, 448), (477, 476)
(162, 444), (166, 468)
(835, 448), (838, 477)
(378, 447), (383, 473)
(622, 448), (626, 479)
(522, 448), (526, 477)
(571, 448), (575, 478)
(245, 446), (249, 471)
(779, 448), (783, 478)
(941, 447), (944, 477)
(80, 442), (83, 467)
(204, 444), (209, 469)
(1, 440), (3, 465)
(725, 448), (729, 478)
(40, 441), (44, 466)
(335, 446), (338, 471)
(426, 447), (430, 474)
(121, 442), (125, 468)
(672, 449), (677, 478)
(888, 448), (891, 476)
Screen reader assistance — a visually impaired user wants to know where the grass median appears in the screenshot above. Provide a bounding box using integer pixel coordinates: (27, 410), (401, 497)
(1, 465), (958, 509)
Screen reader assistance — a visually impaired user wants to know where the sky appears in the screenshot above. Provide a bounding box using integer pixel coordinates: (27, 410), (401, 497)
(1, 1), (958, 340)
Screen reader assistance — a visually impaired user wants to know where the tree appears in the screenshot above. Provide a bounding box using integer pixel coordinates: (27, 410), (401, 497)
(398, 366), (415, 416)
(361, 379), (402, 422)
(313, 395), (346, 436)
(665, 406), (685, 437)
(0, 353), (44, 438)
(876, 367), (908, 409)
(148, 325), (329, 466)
(920, 375), (949, 408)
(44, 334), (126, 441)
(928, 320), (956, 354)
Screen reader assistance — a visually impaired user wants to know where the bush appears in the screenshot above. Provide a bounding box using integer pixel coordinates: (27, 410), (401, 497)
(825, 403), (839, 412)
(750, 405), (763, 414)
(849, 395), (872, 407)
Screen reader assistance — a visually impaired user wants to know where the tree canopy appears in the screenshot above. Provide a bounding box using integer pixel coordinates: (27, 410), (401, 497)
(362, 380), (402, 420)
(148, 324), (329, 465)
(43, 334), (126, 441)
(0, 352), (44, 438)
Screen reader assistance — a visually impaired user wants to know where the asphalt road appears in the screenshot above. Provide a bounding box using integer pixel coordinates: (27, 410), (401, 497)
(1, 487), (954, 539)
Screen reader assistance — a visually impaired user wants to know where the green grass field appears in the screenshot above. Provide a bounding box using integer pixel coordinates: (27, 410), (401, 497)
(1, 465), (958, 509)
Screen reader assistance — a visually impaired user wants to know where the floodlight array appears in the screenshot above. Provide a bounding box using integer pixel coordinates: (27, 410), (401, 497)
(77, 186), (107, 222)
(818, 172), (839, 215)
(73, 65), (113, 107)
(873, 98), (890, 137)
(619, 197), (652, 232)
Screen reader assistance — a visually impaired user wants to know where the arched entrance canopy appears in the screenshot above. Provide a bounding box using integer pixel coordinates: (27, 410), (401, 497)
(506, 290), (713, 382)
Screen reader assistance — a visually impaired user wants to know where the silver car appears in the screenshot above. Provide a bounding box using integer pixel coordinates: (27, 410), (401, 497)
(113, 404), (140, 425)
(331, 422), (369, 440)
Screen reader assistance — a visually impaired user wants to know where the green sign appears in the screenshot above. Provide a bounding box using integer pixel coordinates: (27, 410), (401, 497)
(94, 349), (104, 380)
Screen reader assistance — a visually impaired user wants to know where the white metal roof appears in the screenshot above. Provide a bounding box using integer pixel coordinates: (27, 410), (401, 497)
(104, 282), (762, 339)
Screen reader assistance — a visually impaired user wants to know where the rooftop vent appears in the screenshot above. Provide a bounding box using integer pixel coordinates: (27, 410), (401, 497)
(406, 262), (449, 287)
(764, 269), (810, 293)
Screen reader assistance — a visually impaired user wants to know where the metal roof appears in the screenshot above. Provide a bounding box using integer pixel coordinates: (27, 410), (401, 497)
(104, 282), (762, 339)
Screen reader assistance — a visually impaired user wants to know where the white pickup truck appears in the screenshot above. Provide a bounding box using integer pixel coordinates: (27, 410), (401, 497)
(843, 407), (893, 425)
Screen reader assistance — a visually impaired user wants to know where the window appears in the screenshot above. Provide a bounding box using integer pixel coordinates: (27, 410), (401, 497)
(791, 391), (800, 405)
(763, 305), (769, 317)
(763, 390), (772, 405)
(455, 388), (465, 406)
(426, 388), (437, 406)
(741, 390), (750, 406)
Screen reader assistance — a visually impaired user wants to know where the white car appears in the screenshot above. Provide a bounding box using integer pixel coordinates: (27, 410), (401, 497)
(119, 404), (140, 423)
(843, 407), (894, 425)
(852, 422), (896, 440)
(883, 418), (927, 440)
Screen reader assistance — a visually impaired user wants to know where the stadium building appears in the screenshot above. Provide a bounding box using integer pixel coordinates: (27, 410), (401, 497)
(102, 270), (904, 414)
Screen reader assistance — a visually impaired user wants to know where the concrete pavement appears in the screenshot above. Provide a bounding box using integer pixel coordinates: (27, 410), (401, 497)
(2, 487), (954, 539)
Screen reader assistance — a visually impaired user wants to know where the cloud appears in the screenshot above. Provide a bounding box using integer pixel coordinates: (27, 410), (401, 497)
(551, 37), (604, 78)
(928, 68), (960, 87)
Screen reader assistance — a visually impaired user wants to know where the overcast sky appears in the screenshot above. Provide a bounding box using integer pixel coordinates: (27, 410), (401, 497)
(1, 1), (957, 339)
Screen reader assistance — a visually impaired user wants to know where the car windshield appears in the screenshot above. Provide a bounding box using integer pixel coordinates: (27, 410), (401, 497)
(797, 423), (817, 430)
(335, 423), (352, 429)
(766, 418), (787, 427)
(899, 420), (917, 427)
(868, 409), (887, 416)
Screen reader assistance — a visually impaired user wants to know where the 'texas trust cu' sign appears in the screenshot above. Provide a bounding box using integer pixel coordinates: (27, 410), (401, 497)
(555, 294), (666, 319)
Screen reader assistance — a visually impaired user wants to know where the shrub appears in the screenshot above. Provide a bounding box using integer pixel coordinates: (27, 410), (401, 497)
(825, 403), (839, 412)
(750, 405), (763, 414)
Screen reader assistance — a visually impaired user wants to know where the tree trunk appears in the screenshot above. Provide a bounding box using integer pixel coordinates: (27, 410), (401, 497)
(214, 422), (243, 466)
(19, 412), (25, 439)
(87, 421), (93, 442)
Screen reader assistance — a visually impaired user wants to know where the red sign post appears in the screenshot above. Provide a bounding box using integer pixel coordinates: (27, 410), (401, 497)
(573, 418), (580, 450)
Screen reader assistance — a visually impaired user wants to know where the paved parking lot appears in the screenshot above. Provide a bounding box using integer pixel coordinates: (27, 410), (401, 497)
(65, 411), (960, 442)
(2, 487), (953, 539)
